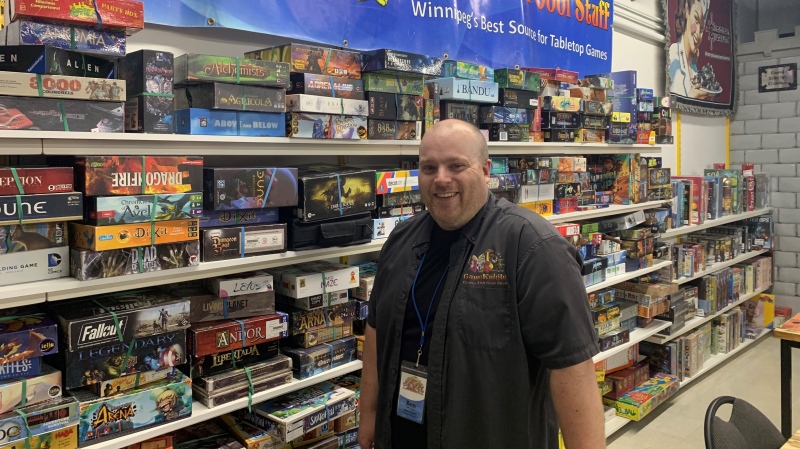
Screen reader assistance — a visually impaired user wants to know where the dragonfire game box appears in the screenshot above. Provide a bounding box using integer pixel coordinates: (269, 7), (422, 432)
(68, 156), (204, 196)
(294, 164), (376, 222)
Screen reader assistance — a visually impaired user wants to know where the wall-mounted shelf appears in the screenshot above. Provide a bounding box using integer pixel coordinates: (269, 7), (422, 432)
(658, 208), (773, 239)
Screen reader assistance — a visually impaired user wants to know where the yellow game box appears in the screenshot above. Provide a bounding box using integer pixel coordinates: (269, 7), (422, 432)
(70, 219), (199, 251)
(0, 426), (78, 449)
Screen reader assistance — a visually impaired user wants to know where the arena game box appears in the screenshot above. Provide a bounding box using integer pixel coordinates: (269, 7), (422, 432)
(188, 313), (288, 358)
(85, 193), (203, 225)
(174, 54), (290, 87)
(245, 44), (361, 79)
(70, 241), (200, 281)
(70, 156), (204, 196)
(280, 302), (359, 336)
(203, 168), (298, 211)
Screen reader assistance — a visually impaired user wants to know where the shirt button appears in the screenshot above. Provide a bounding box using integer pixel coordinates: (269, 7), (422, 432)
(395, 331), (400, 337)
(412, 264), (418, 269)
(400, 293), (406, 300)
(392, 368), (397, 376)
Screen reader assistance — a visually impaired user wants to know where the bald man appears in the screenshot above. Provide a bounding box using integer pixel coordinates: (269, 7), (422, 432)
(359, 120), (605, 449)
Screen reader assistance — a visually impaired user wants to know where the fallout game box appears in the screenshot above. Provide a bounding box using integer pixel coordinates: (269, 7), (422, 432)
(85, 192), (203, 225)
(0, 306), (58, 360)
(194, 354), (292, 395)
(199, 209), (279, 228)
(70, 240), (201, 281)
(125, 95), (174, 134)
(0, 364), (62, 416)
(289, 74), (365, 100)
(0, 246), (69, 287)
(175, 83), (286, 113)
(360, 49), (443, 76)
(0, 71), (126, 101)
(295, 165), (376, 222)
(48, 288), (191, 352)
(70, 156), (204, 196)
(366, 120), (420, 140)
(117, 50), (174, 96)
(0, 167), (73, 196)
(196, 371), (293, 409)
(203, 168), (299, 211)
(0, 222), (66, 254)
(186, 340), (279, 379)
(188, 312), (288, 358)
(89, 368), (175, 397)
(245, 44), (362, 79)
(69, 219), (200, 251)
(169, 286), (275, 323)
(0, 46), (116, 78)
(281, 338), (357, 381)
(59, 330), (187, 389)
(174, 54), (290, 87)
(280, 302), (359, 336)
(72, 372), (192, 444)
(200, 223), (286, 262)
(4, 20), (126, 57)
(363, 73), (424, 95)
(0, 192), (82, 225)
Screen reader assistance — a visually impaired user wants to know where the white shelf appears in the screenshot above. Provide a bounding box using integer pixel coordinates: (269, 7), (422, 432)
(83, 361), (363, 449)
(593, 319), (671, 363)
(644, 284), (773, 344)
(658, 208), (773, 239)
(672, 249), (771, 285)
(0, 130), (663, 156)
(546, 200), (669, 224)
(606, 415), (632, 438)
(679, 328), (771, 388)
(586, 260), (673, 294)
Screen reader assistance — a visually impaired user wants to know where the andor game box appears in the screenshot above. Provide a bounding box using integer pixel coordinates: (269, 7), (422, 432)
(188, 313), (288, 358)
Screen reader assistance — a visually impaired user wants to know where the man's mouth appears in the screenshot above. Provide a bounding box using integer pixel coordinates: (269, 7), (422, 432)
(435, 193), (457, 198)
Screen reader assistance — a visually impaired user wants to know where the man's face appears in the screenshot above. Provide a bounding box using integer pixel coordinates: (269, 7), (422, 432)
(419, 125), (490, 230)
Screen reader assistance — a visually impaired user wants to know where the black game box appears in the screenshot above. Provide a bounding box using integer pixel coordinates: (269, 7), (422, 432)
(70, 240), (201, 281)
(169, 285), (275, 323)
(200, 223), (287, 262)
(441, 101), (480, 127)
(0, 96), (123, 132)
(498, 88), (538, 108)
(487, 124), (529, 142)
(185, 340), (279, 379)
(366, 120), (420, 140)
(366, 92), (422, 120)
(0, 192), (82, 225)
(0, 45), (115, 78)
(203, 168), (299, 211)
(542, 111), (580, 129)
(289, 74), (365, 100)
(295, 165), (377, 222)
(284, 212), (373, 250)
(175, 83), (286, 113)
(117, 50), (174, 96)
(360, 49), (443, 76)
(125, 95), (174, 133)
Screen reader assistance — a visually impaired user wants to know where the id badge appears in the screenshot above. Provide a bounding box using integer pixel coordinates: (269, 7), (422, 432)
(397, 361), (428, 424)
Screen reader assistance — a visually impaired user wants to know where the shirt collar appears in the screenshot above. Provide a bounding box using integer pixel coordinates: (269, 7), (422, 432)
(413, 192), (496, 250)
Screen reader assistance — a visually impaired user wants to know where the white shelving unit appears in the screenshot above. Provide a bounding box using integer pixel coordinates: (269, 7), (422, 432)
(644, 284), (773, 344)
(546, 200), (669, 224)
(587, 260), (673, 294)
(605, 415), (632, 438)
(671, 249), (771, 285)
(658, 208), (773, 239)
(593, 319), (671, 363)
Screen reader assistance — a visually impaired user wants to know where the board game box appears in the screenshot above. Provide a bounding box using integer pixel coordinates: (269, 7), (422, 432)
(440, 102), (480, 127)
(285, 113), (332, 139)
(294, 165), (376, 222)
(479, 106), (531, 125)
(73, 372), (192, 444)
(366, 120), (420, 140)
(215, 413), (286, 449)
(169, 286), (275, 323)
(204, 271), (273, 299)
(281, 337), (357, 380)
(271, 262), (359, 299)
(488, 124), (529, 142)
(174, 54), (290, 87)
(0, 222), (66, 254)
(285, 95), (367, 117)
(175, 83), (285, 113)
(430, 78), (498, 103)
(0, 192), (82, 225)
(3, 20), (126, 57)
(0, 46), (116, 78)
(175, 109), (286, 137)
(70, 156), (204, 196)
(0, 357), (40, 381)
(203, 168), (298, 211)
(186, 340), (279, 379)
(289, 323), (354, 348)
(169, 420), (244, 449)
(0, 246), (69, 287)
(360, 49), (443, 76)
(194, 354), (292, 395)
(0, 167), (73, 196)
(200, 224), (286, 262)
(0, 71), (126, 102)
(275, 291), (350, 311)
(494, 69), (540, 91)
(10, 0), (144, 33)
(89, 368), (175, 397)
(0, 364), (62, 417)
(199, 209), (279, 228)
(125, 95), (174, 134)
(362, 73), (424, 95)
(497, 88), (538, 108)
(0, 306), (58, 361)
(246, 44), (361, 79)
(188, 313), (288, 358)
(288, 74), (365, 100)
(195, 371), (293, 409)
(85, 193), (203, 225)
(0, 97), (123, 132)
(70, 240), (200, 281)
(48, 288), (190, 351)
(280, 302), (359, 336)
(117, 50), (173, 97)
(442, 60), (494, 81)
(70, 219), (200, 251)
(329, 115), (368, 140)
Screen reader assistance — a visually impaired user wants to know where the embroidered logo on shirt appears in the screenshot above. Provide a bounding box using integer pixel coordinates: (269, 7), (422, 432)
(463, 249), (508, 287)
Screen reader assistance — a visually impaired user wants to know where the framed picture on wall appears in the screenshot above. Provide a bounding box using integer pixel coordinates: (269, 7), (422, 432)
(758, 63), (797, 92)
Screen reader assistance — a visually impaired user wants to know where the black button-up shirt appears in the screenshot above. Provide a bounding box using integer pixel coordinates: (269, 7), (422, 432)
(367, 194), (600, 449)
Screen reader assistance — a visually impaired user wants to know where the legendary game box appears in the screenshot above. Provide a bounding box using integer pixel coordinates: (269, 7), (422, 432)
(186, 340), (279, 379)
(85, 193), (203, 225)
(0, 222), (66, 254)
(281, 337), (357, 380)
(188, 313), (288, 358)
(294, 165), (376, 222)
(366, 120), (420, 140)
(194, 354), (292, 395)
(246, 44), (361, 79)
(59, 329), (187, 389)
(70, 240), (200, 281)
(89, 368), (175, 397)
(362, 73), (424, 95)
(70, 219), (199, 251)
(0, 46), (116, 78)
(70, 156), (204, 196)
(280, 302), (359, 336)
(0, 71), (126, 101)
(48, 288), (190, 351)
(5, 20), (126, 57)
(199, 209), (279, 228)
(285, 95), (367, 117)
(0, 306), (58, 360)
(72, 372), (192, 444)
(0, 192), (82, 225)
(175, 83), (285, 113)
(174, 54), (290, 87)
(203, 168), (298, 211)
(169, 285), (275, 323)
(200, 224), (286, 262)
(288, 74), (364, 100)
(0, 167), (73, 196)
(360, 49), (443, 76)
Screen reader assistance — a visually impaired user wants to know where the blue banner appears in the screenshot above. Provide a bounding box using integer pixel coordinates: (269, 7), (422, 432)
(142, 0), (613, 75)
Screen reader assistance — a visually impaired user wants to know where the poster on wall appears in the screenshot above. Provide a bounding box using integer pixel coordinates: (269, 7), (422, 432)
(664, 0), (736, 116)
(141, 0), (614, 76)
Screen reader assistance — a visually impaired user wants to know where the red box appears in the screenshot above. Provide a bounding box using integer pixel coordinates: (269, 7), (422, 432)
(0, 167), (73, 195)
(188, 313), (288, 358)
(555, 223), (579, 237)
(604, 368), (636, 399)
(632, 361), (649, 387)
(95, 0), (144, 33)
(12, 0), (144, 33)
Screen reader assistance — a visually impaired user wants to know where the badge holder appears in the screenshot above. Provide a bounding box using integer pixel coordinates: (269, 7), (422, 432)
(397, 361), (429, 424)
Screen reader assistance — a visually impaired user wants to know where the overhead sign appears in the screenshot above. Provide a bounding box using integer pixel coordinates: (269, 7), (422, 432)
(141, 0), (614, 75)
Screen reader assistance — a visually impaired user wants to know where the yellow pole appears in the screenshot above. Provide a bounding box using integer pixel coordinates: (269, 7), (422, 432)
(676, 110), (681, 175)
(725, 116), (731, 168)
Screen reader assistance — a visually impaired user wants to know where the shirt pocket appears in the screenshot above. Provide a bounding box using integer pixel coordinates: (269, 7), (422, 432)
(456, 288), (512, 350)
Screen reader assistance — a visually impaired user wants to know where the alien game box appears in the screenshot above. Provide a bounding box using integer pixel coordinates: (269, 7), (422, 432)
(199, 209), (279, 228)
(85, 193), (203, 225)
(69, 219), (200, 251)
(174, 84), (286, 114)
(186, 340), (279, 379)
(188, 312), (288, 358)
(195, 371), (293, 410)
(288, 74), (365, 100)
(72, 372), (192, 444)
(0, 46), (116, 78)
(174, 54), (290, 88)
(0, 222), (67, 254)
(70, 240), (200, 281)
(59, 330), (187, 390)
(193, 354), (292, 395)
(199, 224), (286, 262)
(68, 156), (204, 196)
(245, 44), (361, 79)
(48, 288), (191, 352)
(4, 20), (126, 57)
(203, 168), (299, 211)
(294, 165), (376, 222)
(360, 49), (443, 77)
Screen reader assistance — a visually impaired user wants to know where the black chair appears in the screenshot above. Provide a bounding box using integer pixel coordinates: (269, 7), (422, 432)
(704, 396), (787, 449)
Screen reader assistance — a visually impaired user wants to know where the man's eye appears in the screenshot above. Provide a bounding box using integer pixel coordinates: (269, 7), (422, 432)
(451, 164), (464, 169)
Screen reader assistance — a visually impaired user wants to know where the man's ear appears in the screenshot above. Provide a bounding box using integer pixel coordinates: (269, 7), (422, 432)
(482, 158), (492, 181)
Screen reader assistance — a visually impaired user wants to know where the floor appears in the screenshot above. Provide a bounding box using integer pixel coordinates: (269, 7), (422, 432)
(607, 333), (799, 449)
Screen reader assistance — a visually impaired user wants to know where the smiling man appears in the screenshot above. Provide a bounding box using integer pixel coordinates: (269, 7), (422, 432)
(359, 120), (606, 449)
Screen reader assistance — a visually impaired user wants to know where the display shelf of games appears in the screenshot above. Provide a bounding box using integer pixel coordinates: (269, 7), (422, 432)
(592, 319), (671, 363)
(679, 328), (772, 389)
(587, 260), (673, 294)
(546, 200), (670, 224)
(658, 208), (774, 239)
(644, 284), (773, 345)
(671, 249), (771, 285)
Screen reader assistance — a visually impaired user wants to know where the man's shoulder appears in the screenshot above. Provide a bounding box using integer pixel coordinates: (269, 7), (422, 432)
(489, 199), (561, 245)
(381, 211), (429, 251)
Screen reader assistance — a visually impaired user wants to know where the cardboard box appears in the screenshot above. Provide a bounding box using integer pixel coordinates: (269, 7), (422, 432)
(0, 425), (78, 449)
(603, 374), (679, 421)
(375, 169), (418, 195)
(285, 112), (331, 139)
(215, 414), (283, 449)
(203, 168), (298, 211)
(71, 156), (203, 196)
(0, 167), (72, 196)
(194, 354), (292, 395)
(187, 340), (279, 380)
(498, 88), (538, 108)
(85, 193), (202, 225)
(199, 209), (279, 228)
(442, 61), (494, 81)
(117, 50), (174, 97)
(280, 301), (358, 336)
(125, 95), (174, 134)
(488, 124), (529, 142)
(73, 373), (192, 443)
(362, 73), (424, 95)
(0, 191), (81, 225)
(69, 219), (199, 251)
(246, 44), (361, 79)
(3, 20), (125, 57)
(285, 94), (367, 116)
(200, 224), (286, 262)
(235, 110), (287, 137)
(0, 96), (123, 132)
(365, 119), (421, 140)
(440, 101), (480, 127)
(89, 368), (174, 397)
(428, 78), (498, 103)
(0, 71), (125, 101)
(360, 49), (443, 76)
(584, 100), (613, 116)
(367, 92), (423, 121)
(272, 261), (359, 299)
(10, 0), (144, 33)
(275, 291), (350, 311)
(174, 54), (290, 87)
(175, 83), (286, 113)
(205, 271), (274, 298)
(290, 323), (354, 348)
(569, 87), (607, 102)
(281, 337), (357, 380)
(0, 397), (78, 443)
(289, 73), (364, 100)
(170, 286), (275, 323)
(544, 129), (576, 142)
(479, 106), (531, 125)
(541, 111), (580, 129)
(294, 165), (376, 222)
(0, 45), (115, 78)
(0, 221), (66, 254)
(188, 313), (288, 358)
(0, 364), (60, 417)
(70, 240), (200, 281)
(494, 69), (539, 91)
(0, 307), (57, 362)
(176, 108), (286, 137)
(0, 246), (68, 287)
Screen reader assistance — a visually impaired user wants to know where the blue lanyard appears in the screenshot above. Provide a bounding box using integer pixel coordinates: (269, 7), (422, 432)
(411, 251), (449, 367)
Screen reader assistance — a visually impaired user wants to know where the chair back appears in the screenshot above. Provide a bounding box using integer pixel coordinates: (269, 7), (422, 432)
(704, 396), (786, 449)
